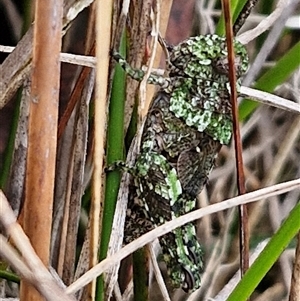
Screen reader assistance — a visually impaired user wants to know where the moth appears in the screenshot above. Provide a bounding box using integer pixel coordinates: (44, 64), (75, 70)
(114, 34), (248, 291)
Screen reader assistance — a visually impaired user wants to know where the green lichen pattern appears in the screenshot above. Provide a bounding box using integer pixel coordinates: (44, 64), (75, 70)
(167, 35), (248, 144)
(118, 34), (248, 292)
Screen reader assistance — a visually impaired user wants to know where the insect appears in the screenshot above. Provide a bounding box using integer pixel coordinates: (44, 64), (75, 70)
(114, 34), (248, 291)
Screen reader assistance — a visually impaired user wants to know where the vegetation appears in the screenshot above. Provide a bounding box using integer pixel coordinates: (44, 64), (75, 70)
(0, 1), (299, 301)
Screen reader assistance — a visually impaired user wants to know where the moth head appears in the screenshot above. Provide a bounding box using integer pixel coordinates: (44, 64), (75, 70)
(167, 35), (248, 79)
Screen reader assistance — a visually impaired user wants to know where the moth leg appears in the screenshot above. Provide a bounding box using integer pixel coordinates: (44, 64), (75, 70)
(105, 160), (133, 174)
(158, 33), (172, 65)
(111, 50), (170, 88)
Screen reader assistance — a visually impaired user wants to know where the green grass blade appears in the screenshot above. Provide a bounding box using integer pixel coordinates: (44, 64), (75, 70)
(0, 267), (20, 283)
(227, 201), (300, 301)
(99, 42), (126, 262)
(95, 33), (126, 301)
(133, 248), (149, 301)
(216, 0), (248, 35)
(0, 91), (21, 189)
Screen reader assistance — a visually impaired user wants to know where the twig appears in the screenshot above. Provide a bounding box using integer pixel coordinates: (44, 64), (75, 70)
(222, 0), (249, 277)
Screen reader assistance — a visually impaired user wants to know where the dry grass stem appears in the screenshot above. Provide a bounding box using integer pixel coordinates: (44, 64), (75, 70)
(240, 86), (300, 114)
(20, 0), (63, 299)
(0, 45), (97, 68)
(211, 239), (269, 301)
(237, 0), (296, 45)
(0, 191), (75, 301)
(0, 0), (95, 109)
(0, 1), (299, 300)
(89, 0), (114, 298)
(66, 179), (300, 295)
(149, 243), (171, 301)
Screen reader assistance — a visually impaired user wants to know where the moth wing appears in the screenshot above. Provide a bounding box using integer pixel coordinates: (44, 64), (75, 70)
(135, 153), (180, 226)
(177, 148), (213, 198)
